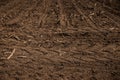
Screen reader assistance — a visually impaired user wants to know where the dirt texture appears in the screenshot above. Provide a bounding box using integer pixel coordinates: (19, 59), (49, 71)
(0, 0), (120, 80)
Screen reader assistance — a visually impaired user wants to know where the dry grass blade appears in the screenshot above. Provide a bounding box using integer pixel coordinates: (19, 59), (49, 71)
(7, 48), (16, 60)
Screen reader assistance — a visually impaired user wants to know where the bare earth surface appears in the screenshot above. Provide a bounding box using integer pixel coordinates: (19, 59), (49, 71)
(0, 0), (120, 80)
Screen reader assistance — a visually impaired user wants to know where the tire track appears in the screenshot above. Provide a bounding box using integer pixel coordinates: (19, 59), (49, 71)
(76, 0), (120, 31)
(102, 9), (120, 28)
(57, 0), (71, 28)
(0, 0), (18, 13)
(57, 0), (92, 32)
(6, 0), (39, 26)
(37, 0), (52, 28)
(72, 0), (100, 32)
(0, 0), (27, 24)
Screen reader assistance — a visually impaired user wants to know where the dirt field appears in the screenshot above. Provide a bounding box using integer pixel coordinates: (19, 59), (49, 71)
(0, 0), (120, 80)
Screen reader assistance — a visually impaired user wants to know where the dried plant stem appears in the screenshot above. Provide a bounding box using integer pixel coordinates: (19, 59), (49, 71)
(7, 48), (16, 60)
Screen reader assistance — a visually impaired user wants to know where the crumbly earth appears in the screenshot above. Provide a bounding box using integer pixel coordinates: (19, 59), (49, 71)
(0, 0), (120, 80)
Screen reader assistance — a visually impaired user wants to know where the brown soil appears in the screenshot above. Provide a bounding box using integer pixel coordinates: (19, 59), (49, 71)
(0, 0), (120, 80)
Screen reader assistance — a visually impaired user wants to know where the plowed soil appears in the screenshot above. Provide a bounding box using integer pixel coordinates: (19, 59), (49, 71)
(0, 0), (120, 80)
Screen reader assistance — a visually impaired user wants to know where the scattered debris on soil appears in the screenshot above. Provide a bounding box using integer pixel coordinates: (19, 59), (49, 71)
(0, 0), (120, 80)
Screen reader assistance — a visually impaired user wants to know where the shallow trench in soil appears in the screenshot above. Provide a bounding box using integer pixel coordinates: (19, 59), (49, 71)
(0, 0), (120, 80)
